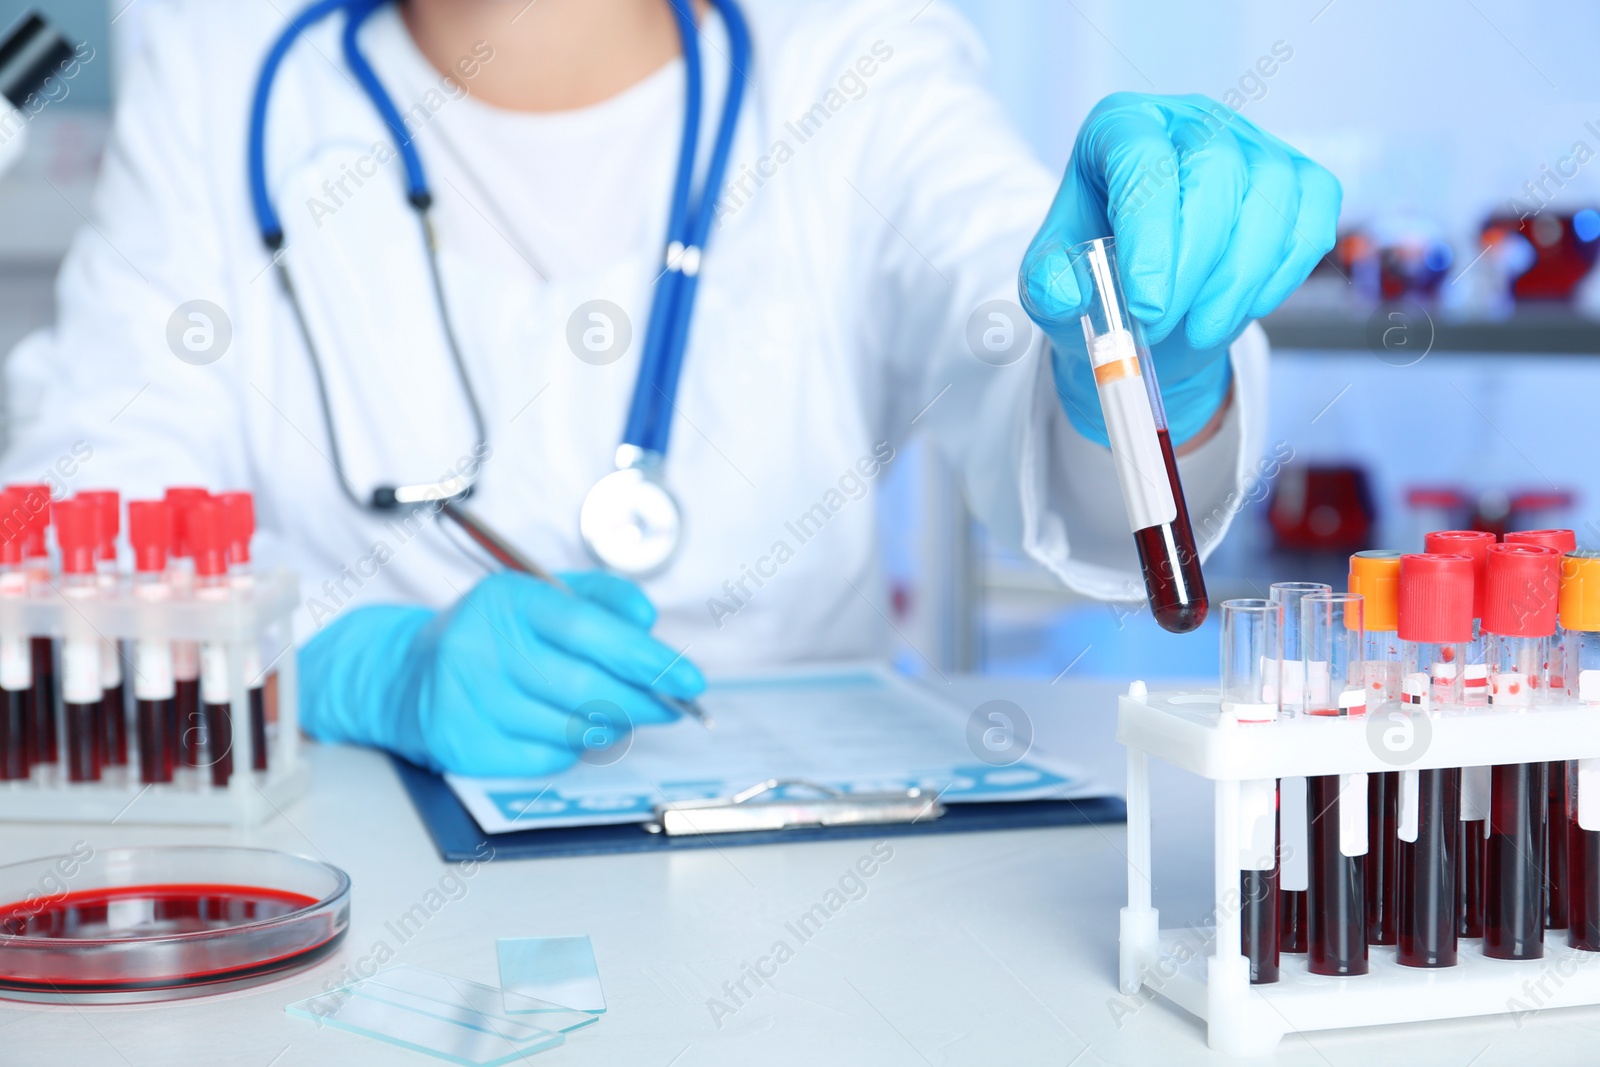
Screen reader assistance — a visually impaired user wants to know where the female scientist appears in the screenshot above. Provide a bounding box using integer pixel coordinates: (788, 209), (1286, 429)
(0, 0), (1338, 775)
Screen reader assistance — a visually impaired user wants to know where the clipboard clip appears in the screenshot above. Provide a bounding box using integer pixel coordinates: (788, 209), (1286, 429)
(643, 778), (945, 837)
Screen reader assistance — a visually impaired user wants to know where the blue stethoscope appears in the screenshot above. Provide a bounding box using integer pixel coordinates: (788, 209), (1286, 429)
(248, 0), (750, 577)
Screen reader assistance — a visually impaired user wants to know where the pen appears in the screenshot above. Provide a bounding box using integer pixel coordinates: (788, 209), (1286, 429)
(438, 501), (713, 730)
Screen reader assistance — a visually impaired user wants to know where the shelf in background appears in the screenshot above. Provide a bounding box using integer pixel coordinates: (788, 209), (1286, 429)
(1262, 307), (1600, 355)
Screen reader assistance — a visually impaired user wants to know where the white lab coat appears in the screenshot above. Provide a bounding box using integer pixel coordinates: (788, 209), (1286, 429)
(0, 0), (1266, 668)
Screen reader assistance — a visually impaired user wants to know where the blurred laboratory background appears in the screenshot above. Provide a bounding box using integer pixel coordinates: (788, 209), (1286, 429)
(3, 0), (1599, 682)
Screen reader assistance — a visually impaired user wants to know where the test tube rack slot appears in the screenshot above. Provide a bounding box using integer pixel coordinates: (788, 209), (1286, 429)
(1119, 681), (1600, 1056)
(0, 568), (304, 826)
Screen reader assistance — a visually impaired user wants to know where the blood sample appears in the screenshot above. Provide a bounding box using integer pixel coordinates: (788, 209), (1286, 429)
(1561, 551), (1600, 951)
(190, 502), (234, 787)
(1350, 551), (1403, 945)
(1069, 237), (1207, 634)
(217, 491), (268, 772)
(78, 490), (128, 768)
(1394, 553), (1473, 967)
(1221, 597), (1280, 983)
(8, 483), (56, 766)
(1483, 542), (1561, 960)
(0, 508), (30, 782)
(1507, 528), (1578, 931)
(1301, 592), (1369, 976)
(165, 487), (208, 766)
(1269, 582), (1330, 953)
(129, 501), (177, 785)
(53, 498), (104, 783)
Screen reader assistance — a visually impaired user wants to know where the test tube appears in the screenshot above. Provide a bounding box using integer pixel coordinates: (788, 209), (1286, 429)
(1302, 592), (1369, 976)
(1222, 597), (1280, 984)
(0, 499), (29, 781)
(191, 502), (234, 787)
(1427, 530), (1495, 939)
(1270, 581), (1330, 954)
(1507, 527), (1579, 932)
(53, 498), (104, 782)
(1068, 237), (1207, 634)
(1482, 542), (1561, 961)
(217, 491), (268, 772)
(1560, 551), (1600, 952)
(8, 483), (56, 767)
(129, 501), (176, 784)
(165, 487), (208, 766)
(1394, 552), (1472, 968)
(78, 490), (128, 769)
(1350, 551), (1403, 946)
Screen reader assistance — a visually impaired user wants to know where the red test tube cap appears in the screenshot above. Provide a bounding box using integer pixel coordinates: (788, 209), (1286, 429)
(1505, 529), (1577, 555)
(215, 491), (254, 566)
(76, 489), (120, 561)
(53, 498), (98, 575)
(0, 492), (21, 568)
(1482, 542), (1561, 638)
(127, 500), (172, 574)
(5, 483), (51, 558)
(164, 487), (210, 559)
(1399, 552), (1476, 645)
(188, 501), (228, 578)
(1424, 530), (1496, 619)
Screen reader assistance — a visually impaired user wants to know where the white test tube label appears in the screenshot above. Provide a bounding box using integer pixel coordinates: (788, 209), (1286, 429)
(132, 581), (175, 701)
(1490, 672), (1530, 706)
(1087, 329), (1177, 534)
(0, 571), (27, 691)
(198, 586), (230, 706)
(60, 586), (99, 705)
(1402, 672), (1429, 713)
(1579, 759), (1600, 833)
(1579, 669), (1600, 705)
(1461, 765), (1492, 823)
(1397, 769), (1421, 842)
(1339, 772), (1369, 857)
(1429, 662), (1457, 707)
(1280, 776), (1310, 892)
(1238, 778), (1277, 870)
(1463, 663), (1489, 706)
(1338, 687), (1367, 716)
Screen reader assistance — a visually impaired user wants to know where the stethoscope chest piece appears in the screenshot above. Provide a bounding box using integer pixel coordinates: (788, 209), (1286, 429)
(580, 449), (682, 578)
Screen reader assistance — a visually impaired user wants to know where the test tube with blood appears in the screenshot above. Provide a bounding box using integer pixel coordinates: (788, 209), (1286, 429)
(0, 504), (30, 781)
(7, 483), (56, 767)
(1221, 598), (1281, 983)
(216, 491), (267, 771)
(1506, 527), (1579, 932)
(1560, 551), (1600, 952)
(1482, 542), (1562, 961)
(1302, 591), (1370, 976)
(52, 498), (104, 782)
(1349, 551), (1403, 946)
(1427, 530), (1496, 940)
(1068, 236), (1208, 634)
(164, 487), (208, 766)
(128, 501), (176, 784)
(1394, 553), (1473, 968)
(190, 502), (234, 786)
(77, 490), (127, 768)
(1270, 581), (1331, 954)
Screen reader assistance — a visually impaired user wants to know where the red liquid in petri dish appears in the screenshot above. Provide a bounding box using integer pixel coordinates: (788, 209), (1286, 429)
(1131, 430), (1208, 634)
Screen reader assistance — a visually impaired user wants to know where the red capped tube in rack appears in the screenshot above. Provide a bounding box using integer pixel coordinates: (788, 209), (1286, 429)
(0, 496), (28, 781)
(75, 490), (120, 564)
(189, 500), (234, 785)
(78, 490), (127, 767)
(188, 501), (228, 580)
(215, 492), (254, 570)
(1482, 543), (1561, 962)
(163, 488), (207, 767)
(52, 498), (103, 782)
(1505, 529), (1577, 555)
(127, 500), (177, 784)
(4, 483), (50, 561)
(164, 487), (209, 562)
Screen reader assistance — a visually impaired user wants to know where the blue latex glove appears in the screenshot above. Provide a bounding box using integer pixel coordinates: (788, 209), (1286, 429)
(300, 570), (705, 776)
(1019, 93), (1341, 446)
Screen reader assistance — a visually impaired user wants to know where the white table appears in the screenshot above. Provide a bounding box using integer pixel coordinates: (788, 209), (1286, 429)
(2, 677), (1596, 1065)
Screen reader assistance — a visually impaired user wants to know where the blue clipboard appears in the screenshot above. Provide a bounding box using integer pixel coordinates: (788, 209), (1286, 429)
(391, 756), (1126, 862)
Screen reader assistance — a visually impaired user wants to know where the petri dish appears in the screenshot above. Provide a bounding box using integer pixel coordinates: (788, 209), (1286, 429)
(0, 845), (350, 1004)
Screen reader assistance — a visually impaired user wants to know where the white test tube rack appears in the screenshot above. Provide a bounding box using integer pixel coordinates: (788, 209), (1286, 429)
(1119, 679), (1600, 1056)
(0, 568), (305, 826)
